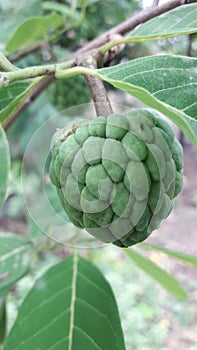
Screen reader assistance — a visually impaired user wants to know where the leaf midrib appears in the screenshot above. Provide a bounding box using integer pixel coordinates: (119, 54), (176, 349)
(68, 252), (78, 350)
(0, 244), (29, 263)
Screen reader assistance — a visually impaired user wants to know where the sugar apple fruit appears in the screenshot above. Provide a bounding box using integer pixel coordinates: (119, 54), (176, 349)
(49, 109), (183, 247)
(48, 75), (91, 110)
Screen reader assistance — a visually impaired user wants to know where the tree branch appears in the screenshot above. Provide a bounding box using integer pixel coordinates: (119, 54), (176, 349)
(72, 0), (186, 56)
(3, 0), (189, 128)
(9, 41), (45, 63)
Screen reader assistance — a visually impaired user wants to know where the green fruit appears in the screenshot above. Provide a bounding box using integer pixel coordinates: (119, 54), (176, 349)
(49, 109), (183, 247)
(48, 75), (91, 110)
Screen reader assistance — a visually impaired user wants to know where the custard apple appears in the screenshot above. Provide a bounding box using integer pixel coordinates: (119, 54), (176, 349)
(48, 75), (91, 110)
(49, 109), (183, 247)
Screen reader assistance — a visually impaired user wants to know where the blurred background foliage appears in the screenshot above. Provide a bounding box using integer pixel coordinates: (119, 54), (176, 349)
(1, 0), (197, 348)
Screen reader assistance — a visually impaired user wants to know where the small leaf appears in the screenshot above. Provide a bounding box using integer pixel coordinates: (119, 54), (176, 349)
(0, 233), (34, 292)
(43, 1), (77, 17)
(125, 248), (187, 300)
(97, 55), (197, 148)
(0, 125), (10, 209)
(128, 4), (197, 41)
(6, 13), (64, 54)
(0, 77), (44, 125)
(141, 243), (197, 267)
(0, 0), (42, 45)
(4, 254), (126, 350)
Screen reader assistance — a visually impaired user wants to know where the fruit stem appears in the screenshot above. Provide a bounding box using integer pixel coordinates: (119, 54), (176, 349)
(78, 55), (113, 117)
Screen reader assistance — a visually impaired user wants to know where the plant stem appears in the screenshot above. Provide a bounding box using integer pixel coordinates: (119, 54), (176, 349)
(55, 66), (98, 79)
(0, 52), (19, 72)
(0, 60), (75, 88)
(85, 74), (113, 117)
(78, 55), (113, 117)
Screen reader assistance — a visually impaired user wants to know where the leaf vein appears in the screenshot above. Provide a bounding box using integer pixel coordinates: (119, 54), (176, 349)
(74, 326), (102, 350)
(15, 308), (70, 350)
(68, 252), (78, 350)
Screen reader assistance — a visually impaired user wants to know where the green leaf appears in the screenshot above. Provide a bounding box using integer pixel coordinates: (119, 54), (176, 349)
(6, 13), (64, 54)
(125, 249), (187, 300)
(42, 1), (76, 17)
(128, 4), (197, 42)
(141, 243), (197, 268)
(0, 77), (44, 125)
(0, 233), (34, 292)
(0, 81), (30, 112)
(0, 0), (42, 45)
(100, 4), (197, 54)
(0, 125), (10, 209)
(97, 55), (197, 148)
(4, 254), (126, 350)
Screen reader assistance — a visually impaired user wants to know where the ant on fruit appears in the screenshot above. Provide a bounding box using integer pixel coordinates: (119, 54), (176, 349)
(59, 123), (78, 141)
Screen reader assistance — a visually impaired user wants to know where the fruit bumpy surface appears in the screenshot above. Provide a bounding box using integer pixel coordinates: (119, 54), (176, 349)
(48, 75), (91, 110)
(49, 109), (183, 247)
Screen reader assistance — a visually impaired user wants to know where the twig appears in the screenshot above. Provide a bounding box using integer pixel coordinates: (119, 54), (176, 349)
(3, 0), (189, 128)
(9, 41), (45, 63)
(0, 52), (19, 72)
(0, 60), (75, 88)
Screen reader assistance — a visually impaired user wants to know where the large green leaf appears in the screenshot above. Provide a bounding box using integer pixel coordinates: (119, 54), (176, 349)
(4, 254), (126, 350)
(0, 125), (10, 209)
(128, 4), (197, 41)
(97, 55), (197, 148)
(6, 13), (64, 54)
(0, 77), (44, 125)
(0, 233), (34, 292)
(100, 4), (197, 53)
(141, 243), (197, 267)
(125, 249), (187, 300)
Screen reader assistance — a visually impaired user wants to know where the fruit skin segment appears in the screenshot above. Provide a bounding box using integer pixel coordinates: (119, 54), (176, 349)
(49, 109), (183, 248)
(48, 75), (91, 110)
